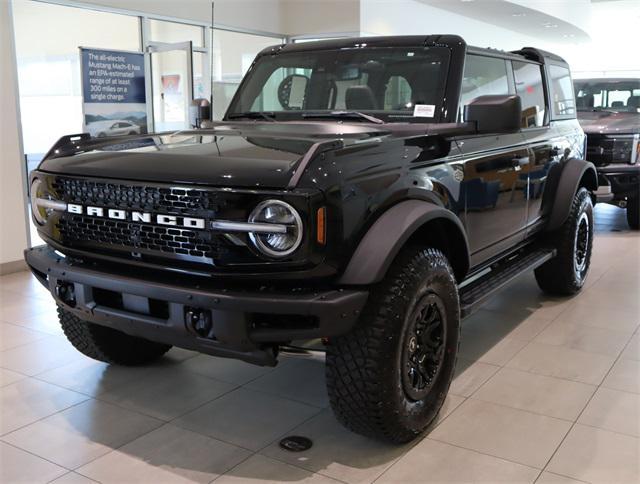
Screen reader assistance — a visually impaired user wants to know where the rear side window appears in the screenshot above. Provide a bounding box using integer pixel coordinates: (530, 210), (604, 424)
(548, 65), (576, 118)
(459, 55), (511, 121)
(512, 61), (547, 128)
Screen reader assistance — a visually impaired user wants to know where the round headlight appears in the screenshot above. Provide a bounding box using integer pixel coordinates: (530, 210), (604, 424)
(30, 178), (48, 225)
(248, 200), (303, 258)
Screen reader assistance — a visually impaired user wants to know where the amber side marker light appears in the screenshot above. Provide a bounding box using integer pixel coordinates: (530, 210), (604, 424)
(316, 207), (326, 245)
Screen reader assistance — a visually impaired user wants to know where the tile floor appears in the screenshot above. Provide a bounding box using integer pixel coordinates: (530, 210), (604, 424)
(0, 204), (638, 484)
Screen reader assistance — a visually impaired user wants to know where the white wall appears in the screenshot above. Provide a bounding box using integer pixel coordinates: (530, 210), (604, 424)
(77, 0), (285, 34)
(0, 2), (29, 268)
(281, 0), (360, 36)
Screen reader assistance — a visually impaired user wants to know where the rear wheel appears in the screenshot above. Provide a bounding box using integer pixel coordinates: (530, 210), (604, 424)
(326, 247), (460, 443)
(58, 307), (171, 365)
(535, 187), (593, 295)
(626, 196), (639, 230)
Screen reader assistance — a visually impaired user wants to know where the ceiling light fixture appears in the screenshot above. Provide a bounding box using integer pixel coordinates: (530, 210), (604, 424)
(542, 22), (558, 28)
(512, 12), (527, 17)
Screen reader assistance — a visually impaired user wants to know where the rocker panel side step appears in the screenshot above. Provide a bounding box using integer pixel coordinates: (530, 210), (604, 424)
(459, 247), (557, 318)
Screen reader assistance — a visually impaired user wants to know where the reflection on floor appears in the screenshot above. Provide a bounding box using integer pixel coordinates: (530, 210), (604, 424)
(1, 203), (638, 483)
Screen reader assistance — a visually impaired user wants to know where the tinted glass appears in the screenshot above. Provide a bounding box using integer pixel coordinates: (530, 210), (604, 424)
(513, 61), (546, 128)
(459, 55), (511, 120)
(548, 65), (575, 117)
(574, 79), (640, 112)
(227, 47), (450, 122)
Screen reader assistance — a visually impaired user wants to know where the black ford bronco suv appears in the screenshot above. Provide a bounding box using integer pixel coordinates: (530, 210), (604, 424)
(26, 35), (597, 443)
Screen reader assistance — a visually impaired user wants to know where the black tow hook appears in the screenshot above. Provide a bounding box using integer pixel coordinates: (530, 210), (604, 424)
(185, 307), (213, 338)
(55, 282), (76, 307)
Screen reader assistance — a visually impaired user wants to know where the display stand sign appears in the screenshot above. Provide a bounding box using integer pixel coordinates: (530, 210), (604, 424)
(80, 47), (148, 137)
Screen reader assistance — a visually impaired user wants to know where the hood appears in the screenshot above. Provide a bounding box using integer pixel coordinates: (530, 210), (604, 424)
(37, 122), (391, 189)
(577, 110), (640, 135)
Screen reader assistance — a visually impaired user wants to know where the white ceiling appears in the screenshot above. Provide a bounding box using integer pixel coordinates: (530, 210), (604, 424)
(418, 0), (591, 43)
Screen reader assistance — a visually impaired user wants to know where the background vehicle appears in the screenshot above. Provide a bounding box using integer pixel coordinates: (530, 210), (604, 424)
(87, 119), (141, 137)
(574, 78), (640, 228)
(26, 35), (596, 443)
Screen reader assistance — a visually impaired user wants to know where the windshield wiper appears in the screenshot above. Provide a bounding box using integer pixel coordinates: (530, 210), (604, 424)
(302, 111), (385, 124)
(227, 111), (276, 121)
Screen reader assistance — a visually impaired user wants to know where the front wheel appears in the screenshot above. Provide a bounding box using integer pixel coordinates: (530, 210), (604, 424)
(535, 187), (594, 295)
(326, 247), (460, 443)
(58, 307), (172, 365)
(626, 197), (639, 230)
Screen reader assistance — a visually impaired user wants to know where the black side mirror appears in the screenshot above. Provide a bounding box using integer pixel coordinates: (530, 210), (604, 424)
(464, 95), (522, 134)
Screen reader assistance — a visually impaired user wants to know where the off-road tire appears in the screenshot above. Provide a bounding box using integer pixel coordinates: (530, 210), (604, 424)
(326, 247), (460, 443)
(58, 307), (172, 365)
(535, 187), (593, 295)
(626, 197), (639, 230)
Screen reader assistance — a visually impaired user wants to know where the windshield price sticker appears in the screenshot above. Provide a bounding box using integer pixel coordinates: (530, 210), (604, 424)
(413, 104), (436, 118)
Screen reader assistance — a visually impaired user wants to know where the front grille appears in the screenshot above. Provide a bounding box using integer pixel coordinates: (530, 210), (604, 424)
(57, 216), (222, 259)
(49, 176), (242, 266)
(587, 136), (635, 164)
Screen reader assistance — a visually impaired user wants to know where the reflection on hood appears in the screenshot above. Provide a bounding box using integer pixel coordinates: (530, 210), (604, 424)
(577, 110), (640, 135)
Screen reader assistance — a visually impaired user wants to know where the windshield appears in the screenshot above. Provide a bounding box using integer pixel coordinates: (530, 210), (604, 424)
(574, 79), (640, 113)
(226, 46), (450, 123)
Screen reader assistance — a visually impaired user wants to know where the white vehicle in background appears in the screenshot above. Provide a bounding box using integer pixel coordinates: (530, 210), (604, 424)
(87, 120), (141, 137)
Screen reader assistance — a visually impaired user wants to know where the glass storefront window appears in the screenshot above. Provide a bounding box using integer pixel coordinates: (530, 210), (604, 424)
(149, 19), (203, 47)
(13, 1), (140, 156)
(211, 29), (282, 119)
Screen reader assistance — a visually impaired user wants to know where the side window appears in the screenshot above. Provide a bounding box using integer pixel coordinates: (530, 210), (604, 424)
(384, 76), (412, 110)
(512, 61), (546, 128)
(548, 65), (575, 118)
(459, 55), (511, 120)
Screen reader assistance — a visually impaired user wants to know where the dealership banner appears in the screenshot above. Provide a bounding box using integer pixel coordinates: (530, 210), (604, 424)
(80, 47), (148, 137)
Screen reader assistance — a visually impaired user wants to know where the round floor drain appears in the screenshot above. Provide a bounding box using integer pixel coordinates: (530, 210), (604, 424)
(279, 435), (312, 452)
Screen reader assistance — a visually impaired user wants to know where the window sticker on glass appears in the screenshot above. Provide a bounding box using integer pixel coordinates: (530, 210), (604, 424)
(413, 104), (435, 117)
(288, 76), (307, 109)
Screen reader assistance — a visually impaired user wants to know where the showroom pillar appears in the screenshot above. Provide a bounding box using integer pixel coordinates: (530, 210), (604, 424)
(0, 2), (29, 274)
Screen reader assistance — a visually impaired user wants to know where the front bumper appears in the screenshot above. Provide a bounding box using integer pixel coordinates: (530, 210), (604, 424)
(25, 245), (368, 366)
(596, 163), (640, 202)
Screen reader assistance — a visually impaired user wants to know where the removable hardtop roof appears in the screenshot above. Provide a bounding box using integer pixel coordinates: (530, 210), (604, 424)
(257, 35), (568, 69)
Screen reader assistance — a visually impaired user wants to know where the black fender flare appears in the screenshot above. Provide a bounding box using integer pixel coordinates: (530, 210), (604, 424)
(338, 200), (470, 285)
(545, 158), (597, 232)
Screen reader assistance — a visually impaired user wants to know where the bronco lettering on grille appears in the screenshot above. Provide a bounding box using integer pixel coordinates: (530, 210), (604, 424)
(66, 203), (205, 229)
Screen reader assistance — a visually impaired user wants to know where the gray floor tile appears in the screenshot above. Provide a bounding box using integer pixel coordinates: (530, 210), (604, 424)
(0, 322), (49, 351)
(78, 424), (251, 484)
(2, 399), (162, 469)
(37, 358), (155, 396)
(0, 335), (85, 376)
(0, 378), (88, 435)
(621, 333), (640, 361)
(50, 472), (99, 484)
(535, 471), (588, 484)
(603, 358), (640, 394)
(216, 454), (342, 484)
(450, 358), (501, 397)
(547, 424), (640, 484)
(578, 387), (640, 437)
(378, 438), (539, 483)
(99, 367), (235, 421)
(179, 353), (275, 385)
(0, 367), (25, 387)
(534, 320), (632, 356)
(429, 399), (572, 468)
(245, 358), (328, 407)
(0, 441), (67, 483)
(507, 342), (615, 385)
(261, 409), (410, 484)
(472, 367), (595, 421)
(175, 387), (320, 451)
